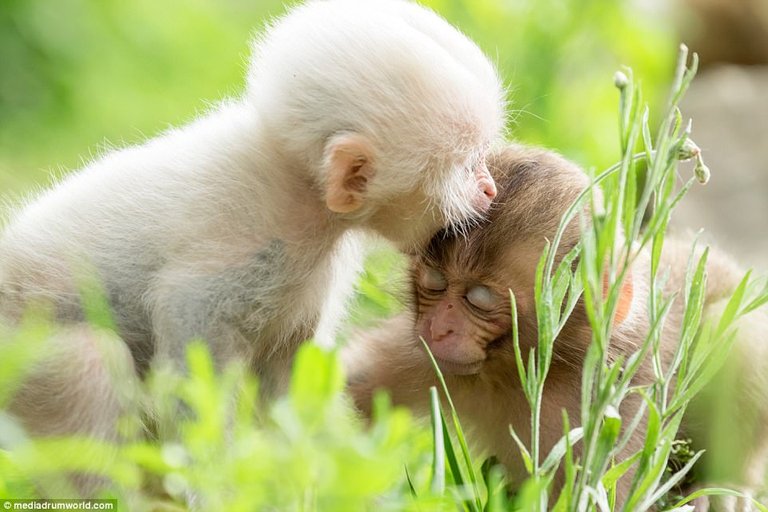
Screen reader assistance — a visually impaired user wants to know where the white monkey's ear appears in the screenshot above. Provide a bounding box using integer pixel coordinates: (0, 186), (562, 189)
(323, 133), (376, 213)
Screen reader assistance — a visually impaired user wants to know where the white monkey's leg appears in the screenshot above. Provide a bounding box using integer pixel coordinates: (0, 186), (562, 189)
(7, 325), (140, 497)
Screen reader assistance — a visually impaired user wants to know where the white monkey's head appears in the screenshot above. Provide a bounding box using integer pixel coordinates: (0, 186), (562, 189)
(246, 0), (506, 250)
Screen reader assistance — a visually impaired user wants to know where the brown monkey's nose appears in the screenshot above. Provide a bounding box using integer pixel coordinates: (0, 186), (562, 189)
(431, 302), (456, 341)
(431, 325), (454, 342)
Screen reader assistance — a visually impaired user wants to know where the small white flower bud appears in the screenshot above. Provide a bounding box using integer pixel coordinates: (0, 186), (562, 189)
(613, 71), (629, 90)
(694, 156), (710, 185)
(677, 138), (701, 161)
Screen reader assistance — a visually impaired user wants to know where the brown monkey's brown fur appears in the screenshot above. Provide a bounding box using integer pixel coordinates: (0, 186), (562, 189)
(344, 145), (768, 509)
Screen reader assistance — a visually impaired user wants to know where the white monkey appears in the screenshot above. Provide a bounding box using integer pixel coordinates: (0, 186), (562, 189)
(0, 0), (505, 455)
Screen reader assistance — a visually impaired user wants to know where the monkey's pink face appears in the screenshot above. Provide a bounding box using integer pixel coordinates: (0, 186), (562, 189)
(414, 265), (513, 376)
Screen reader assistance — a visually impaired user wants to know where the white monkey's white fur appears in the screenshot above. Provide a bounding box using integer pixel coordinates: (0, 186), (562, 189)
(0, 0), (504, 418)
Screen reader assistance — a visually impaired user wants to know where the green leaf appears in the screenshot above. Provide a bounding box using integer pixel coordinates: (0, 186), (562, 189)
(509, 425), (534, 475)
(420, 338), (483, 512)
(540, 427), (584, 475)
(672, 488), (768, 512)
(601, 451), (640, 491)
(289, 343), (344, 423)
(638, 450), (703, 510)
(429, 387), (446, 495)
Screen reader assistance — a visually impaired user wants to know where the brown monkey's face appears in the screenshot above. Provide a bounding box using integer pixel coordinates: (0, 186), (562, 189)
(411, 144), (593, 376)
(412, 245), (538, 376)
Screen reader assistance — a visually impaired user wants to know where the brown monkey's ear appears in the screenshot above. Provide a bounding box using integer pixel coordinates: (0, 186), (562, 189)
(603, 270), (635, 325)
(323, 133), (376, 213)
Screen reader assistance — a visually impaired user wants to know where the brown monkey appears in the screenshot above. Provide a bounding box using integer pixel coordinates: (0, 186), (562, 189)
(345, 145), (768, 509)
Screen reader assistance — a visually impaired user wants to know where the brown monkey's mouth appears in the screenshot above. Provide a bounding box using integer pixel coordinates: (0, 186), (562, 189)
(435, 356), (483, 376)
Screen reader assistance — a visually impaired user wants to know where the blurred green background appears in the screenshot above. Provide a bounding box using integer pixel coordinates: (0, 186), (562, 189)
(0, 0), (678, 198)
(2, 1), (767, 504)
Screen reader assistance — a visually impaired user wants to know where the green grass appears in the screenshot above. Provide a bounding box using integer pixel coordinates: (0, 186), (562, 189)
(423, 46), (768, 512)
(2, 46), (768, 512)
(406, 46), (768, 512)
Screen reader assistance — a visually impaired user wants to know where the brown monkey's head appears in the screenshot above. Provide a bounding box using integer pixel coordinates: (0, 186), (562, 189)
(411, 145), (634, 377)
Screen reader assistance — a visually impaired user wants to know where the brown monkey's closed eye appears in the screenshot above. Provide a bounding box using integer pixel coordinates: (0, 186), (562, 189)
(465, 285), (499, 311)
(420, 268), (448, 291)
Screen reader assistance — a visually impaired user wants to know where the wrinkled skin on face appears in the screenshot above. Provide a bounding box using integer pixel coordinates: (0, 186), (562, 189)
(413, 252), (523, 376)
